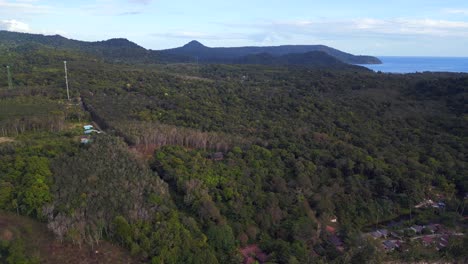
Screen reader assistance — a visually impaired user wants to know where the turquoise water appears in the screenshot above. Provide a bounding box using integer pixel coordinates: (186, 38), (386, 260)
(361, 56), (468, 73)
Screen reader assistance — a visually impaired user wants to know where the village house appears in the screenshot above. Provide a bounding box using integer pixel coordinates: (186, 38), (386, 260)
(421, 236), (434, 247)
(390, 231), (402, 239)
(371, 231), (382, 239)
(378, 229), (389, 237)
(436, 235), (450, 250)
(426, 224), (440, 233)
(410, 225), (424, 233)
(80, 136), (90, 144)
(84, 129), (101, 134)
(85, 129), (95, 134)
(382, 240), (400, 251)
(371, 229), (389, 239)
(83, 125), (102, 135)
(326, 225), (336, 234)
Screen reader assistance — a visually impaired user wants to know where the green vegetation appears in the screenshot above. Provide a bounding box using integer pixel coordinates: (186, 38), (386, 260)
(0, 132), (79, 219)
(0, 33), (466, 263)
(80, 64), (468, 262)
(46, 135), (219, 263)
(0, 211), (138, 263)
(0, 238), (39, 264)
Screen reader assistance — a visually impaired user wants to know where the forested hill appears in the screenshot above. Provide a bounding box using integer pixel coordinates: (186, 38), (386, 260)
(161, 40), (382, 64)
(231, 51), (369, 70)
(0, 30), (379, 67)
(0, 30), (153, 63)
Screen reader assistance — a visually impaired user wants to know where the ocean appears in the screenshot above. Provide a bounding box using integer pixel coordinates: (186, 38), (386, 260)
(360, 56), (468, 73)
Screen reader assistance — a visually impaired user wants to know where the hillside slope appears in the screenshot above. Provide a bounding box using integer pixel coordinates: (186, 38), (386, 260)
(161, 40), (382, 64)
(233, 51), (366, 69)
(0, 30), (152, 63)
(0, 31), (380, 66)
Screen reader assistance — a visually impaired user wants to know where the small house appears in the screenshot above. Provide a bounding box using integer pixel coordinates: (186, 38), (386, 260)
(371, 229), (388, 239)
(84, 125), (94, 130)
(84, 129), (101, 135)
(371, 231), (382, 239)
(426, 224), (439, 233)
(80, 136), (90, 144)
(326, 225), (336, 234)
(410, 225), (424, 233)
(421, 236), (434, 246)
(390, 231), (402, 239)
(437, 236), (449, 250)
(330, 216), (338, 223)
(378, 229), (389, 238)
(440, 235), (449, 244)
(382, 240), (398, 251)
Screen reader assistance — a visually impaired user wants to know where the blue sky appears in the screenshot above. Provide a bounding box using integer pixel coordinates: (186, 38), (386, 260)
(1, 0), (468, 56)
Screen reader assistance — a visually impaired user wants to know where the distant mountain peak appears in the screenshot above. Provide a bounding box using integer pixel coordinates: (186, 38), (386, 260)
(104, 38), (134, 45)
(99, 38), (144, 49)
(183, 40), (206, 49)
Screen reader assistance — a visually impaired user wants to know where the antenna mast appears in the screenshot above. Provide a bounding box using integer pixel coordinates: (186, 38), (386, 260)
(6, 66), (13, 89)
(64, 61), (70, 101)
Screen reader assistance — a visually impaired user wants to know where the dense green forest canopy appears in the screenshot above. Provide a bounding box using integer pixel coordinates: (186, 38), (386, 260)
(0, 36), (466, 263)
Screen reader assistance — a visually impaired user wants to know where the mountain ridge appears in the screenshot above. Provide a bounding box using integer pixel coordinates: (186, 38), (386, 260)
(0, 30), (381, 66)
(162, 39), (382, 64)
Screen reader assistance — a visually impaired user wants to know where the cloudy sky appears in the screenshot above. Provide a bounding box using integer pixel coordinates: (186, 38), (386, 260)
(1, 0), (468, 56)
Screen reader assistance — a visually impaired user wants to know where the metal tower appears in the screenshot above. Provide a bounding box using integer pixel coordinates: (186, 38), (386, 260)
(64, 61), (70, 101)
(6, 66), (13, 89)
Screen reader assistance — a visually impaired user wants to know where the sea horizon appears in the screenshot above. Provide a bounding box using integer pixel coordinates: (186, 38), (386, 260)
(360, 56), (468, 73)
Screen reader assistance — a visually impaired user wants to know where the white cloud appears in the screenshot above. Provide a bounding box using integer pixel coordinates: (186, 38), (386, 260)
(0, 19), (31, 32)
(0, 0), (51, 14)
(355, 18), (468, 37)
(128, 0), (152, 5)
(78, 1), (146, 16)
(443, 8), (468, 15)
(0, 19), (68, 36)
(258, 18), (468, 39)
(119, 11), (143, 16)
(352, 18), (387, 30)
